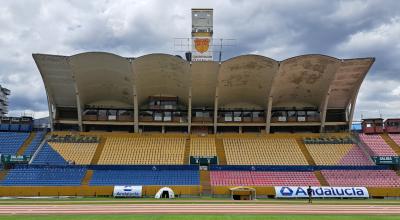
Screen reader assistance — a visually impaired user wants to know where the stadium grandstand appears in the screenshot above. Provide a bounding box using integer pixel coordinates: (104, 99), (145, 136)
(0, 8), (400, 201)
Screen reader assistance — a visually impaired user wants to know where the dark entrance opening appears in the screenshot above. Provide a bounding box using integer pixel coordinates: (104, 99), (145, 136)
(161, 191), (169, 198)
(232, 195), (241, 200)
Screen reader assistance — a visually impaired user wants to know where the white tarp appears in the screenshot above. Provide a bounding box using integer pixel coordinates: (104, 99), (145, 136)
(275, 186), (369, 198)
(113, 185), (142, 198)
(155, 187), (175, 199)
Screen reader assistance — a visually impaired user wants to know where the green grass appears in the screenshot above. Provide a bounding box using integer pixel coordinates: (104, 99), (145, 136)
(0, 215), (399, 220)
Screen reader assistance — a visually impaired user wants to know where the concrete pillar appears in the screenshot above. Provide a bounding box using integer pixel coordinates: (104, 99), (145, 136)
(129, 58), (139, 133)
(75, 91), (83, 132)
(319, 90), (330, 133)
(348, 99), (357, 132)
(188, 88), (192, 134)
(265, 96), (273, 134)
(213, 88), (219, 134)
(46, 94), (54, 132)
(133, 85), (139, 133)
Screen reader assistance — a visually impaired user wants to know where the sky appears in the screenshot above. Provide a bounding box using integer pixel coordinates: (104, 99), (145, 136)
(0, 0), (399, 121)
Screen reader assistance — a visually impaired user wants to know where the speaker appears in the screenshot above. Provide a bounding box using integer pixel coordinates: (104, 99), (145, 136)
(185, 51), (192, 62)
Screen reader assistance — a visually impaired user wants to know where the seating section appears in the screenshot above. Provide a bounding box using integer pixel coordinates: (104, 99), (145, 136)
(0, 132), (29, 155)
(322, 170), (400, 187)
(210, 171), (320, 186)
(23, 132), (46, 156)
(223, 138), (308, 165)
(1, 167), (86, 186)
(48, 142), (98, 165)
(359, 134), (397, 156)
(190, 138), (216, 156)
(30, 144), (68, 165)
(306, 144), (372, 165)
(98, 137), (185, 165)
(0, 124), (31, 132)
(90, 170), (199, 186)
(389, 134), (400, 147)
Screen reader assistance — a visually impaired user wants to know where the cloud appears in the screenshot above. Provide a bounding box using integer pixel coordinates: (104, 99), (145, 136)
(0, 0), (399, 121)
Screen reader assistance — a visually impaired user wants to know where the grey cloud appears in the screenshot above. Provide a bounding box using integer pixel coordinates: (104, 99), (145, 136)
(0, 0), (399, 119)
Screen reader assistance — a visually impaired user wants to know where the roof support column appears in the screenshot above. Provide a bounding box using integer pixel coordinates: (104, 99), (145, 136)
(348, 98), (357, 132)
(68, 58), (83, 132)
(188, 87), (192, 134)
(213, 88), (219, 134)
(213, 62), (221, 134)
(265, 96), (273, 134)
(133, 85), (139, 133)
(347, 58), (375, 132)
(129, 59), (139, 133)
(319, 89), (331, 133)
(75, 91), (83, 132)
(46, 93), (54, 132)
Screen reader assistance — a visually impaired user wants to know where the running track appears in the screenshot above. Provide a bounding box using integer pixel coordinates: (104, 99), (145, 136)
(1, 204), (400, 215)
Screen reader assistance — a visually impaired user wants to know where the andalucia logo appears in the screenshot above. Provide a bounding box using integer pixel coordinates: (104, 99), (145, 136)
(194, 38), (210, 53)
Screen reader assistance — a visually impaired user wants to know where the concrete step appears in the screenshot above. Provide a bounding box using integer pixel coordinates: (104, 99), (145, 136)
(16, 132), (36, 156)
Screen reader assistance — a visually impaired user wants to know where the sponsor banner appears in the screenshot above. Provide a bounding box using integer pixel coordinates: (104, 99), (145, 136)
(190, 156), (218, 165)
(192, 37), (213, 61)
(371, 156), (400, 165)
(1, 155), (31, 164)
(113, 185), (142, 198)
(275, 186), (369, 198)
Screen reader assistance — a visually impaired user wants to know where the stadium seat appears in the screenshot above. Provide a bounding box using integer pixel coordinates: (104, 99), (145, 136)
(389, 134), (400, 147)
(48, 142), (98, 164)
(98, 137), (185, 165)
(210, 171), (320, 186)
(30, 143), (68, 165)
(190, 138), (217, 157)
(223, 138), (308, 165)
(0, 132), (29, 155)
(306, 144), (372, 165)
(89, 169), (199, 186)
(23, 132), (46, 156)
(322, 170), (400, 187)
(1, 167), (86, 186)
(359, 134), (397, 156)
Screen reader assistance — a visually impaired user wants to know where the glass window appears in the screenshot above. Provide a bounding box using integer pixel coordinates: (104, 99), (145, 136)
(288, 111), (296, 117)
(224, 112), (233, 122)
(195, 111), (203, 117)
(154, 112), (162, 121)
(297, 111), (306, 116)
(164, 112), (172, 122)
(234, 112), (242, 122)
(243, 112), (252, 117)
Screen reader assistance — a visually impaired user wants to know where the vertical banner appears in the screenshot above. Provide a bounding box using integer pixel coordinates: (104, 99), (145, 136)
(192, 37), (213, 61)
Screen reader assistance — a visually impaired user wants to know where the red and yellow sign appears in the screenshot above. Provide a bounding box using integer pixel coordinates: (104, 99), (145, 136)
(194, 38), (210, 54)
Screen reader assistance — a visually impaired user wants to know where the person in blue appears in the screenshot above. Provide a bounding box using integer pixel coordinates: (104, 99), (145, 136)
(307, 186), (313, 203)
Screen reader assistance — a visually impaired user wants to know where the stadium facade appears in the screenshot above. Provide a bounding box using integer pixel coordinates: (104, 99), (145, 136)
(0, 85), (10, 116)
(33, 53), (374, 134)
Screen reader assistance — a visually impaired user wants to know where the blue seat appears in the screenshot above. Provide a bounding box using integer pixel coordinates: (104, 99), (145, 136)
(9, 124), (20, 131)
(89, 170), (200, 186)
(23, 132), (46, 156)
(0, 124), (9, 131)
(30, 143), (67, 165)
(0, 132), (30, 155)
(1, 167), (86, 186)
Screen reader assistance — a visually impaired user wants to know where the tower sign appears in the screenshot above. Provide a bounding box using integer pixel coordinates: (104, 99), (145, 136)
(191, 9), (213, 61)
